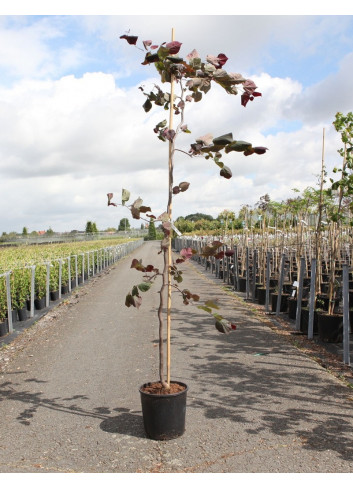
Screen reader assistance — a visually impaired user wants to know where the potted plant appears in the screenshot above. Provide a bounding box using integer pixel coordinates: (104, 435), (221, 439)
(317, 111), (353, 343)
(34, 265), (47, 310)
(108, 31), (267, 439)
(0, 276), (8, 336)
(11, 268), (30, 321)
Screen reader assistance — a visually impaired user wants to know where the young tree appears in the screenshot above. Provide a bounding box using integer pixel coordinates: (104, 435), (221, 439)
(109, 31), (268, 391)
(118, 217), (130, 231)
(148, 218), (157, 240)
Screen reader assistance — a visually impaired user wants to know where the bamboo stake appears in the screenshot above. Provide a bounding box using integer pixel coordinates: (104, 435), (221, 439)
(166, 27), (175, 388)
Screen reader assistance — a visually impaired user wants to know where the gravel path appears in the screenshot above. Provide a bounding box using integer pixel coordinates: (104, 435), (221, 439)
(1, 240), (353, 473)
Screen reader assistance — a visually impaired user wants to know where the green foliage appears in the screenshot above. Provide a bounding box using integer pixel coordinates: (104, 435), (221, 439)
(118, 218), (130, 231)
(184, 213), (214, 222)
(85, 221), (98, 234)
(148, 219), (157, 240)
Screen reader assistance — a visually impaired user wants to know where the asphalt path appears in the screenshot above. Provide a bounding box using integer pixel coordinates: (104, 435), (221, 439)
(1, 240), (353, 473)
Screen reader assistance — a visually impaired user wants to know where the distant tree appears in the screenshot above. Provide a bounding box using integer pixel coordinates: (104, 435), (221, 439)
(148, 218), (157, 240)
(85, 221), (98, 234)
(184, 212), (214, 222)
(118, 218), (130, 231)
(22, 227), (28, 236)
(174, 217), (195, 233)
(85, 221), (93, 233)
(46, 227), (54, 236)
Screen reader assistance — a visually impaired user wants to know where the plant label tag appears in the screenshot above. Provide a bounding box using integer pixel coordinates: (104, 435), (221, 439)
(172, 223), (182, 236)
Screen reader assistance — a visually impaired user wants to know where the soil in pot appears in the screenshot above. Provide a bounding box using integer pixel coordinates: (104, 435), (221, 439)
(317, 312), (343, 343)
(139, 381), (188, 441)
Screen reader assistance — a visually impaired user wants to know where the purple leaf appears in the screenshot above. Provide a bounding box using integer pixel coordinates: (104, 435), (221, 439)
(217, 53), (228, 67)
(120, 34), (138, 45)
(220, 166), (232, 179)
(180, 248), (193, 260)
(165, 41), (182, 54)
(143, 40), (152, 49)
(253, 146), (268, 155)
(107, 193), (117, 206)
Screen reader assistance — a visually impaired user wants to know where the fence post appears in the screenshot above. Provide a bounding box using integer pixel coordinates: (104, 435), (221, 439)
(343, 264), (350, 365)
(30, 265), (35, 318)
(59, 260), (62, 299)
(46, 263), (50, 307)
(276, 253), (286, 316)
(68, 256), (71, 292)
(295, 257), (306, 331)
(5, 272), (13, 333)
(308, 258), (317, 340)
(265, 251), (271, 313)
(245, 247), (250, 300)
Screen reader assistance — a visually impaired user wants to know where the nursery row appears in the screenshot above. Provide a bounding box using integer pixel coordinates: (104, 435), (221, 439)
(0, 238), (144, 337)
(174, 236), (352, 365)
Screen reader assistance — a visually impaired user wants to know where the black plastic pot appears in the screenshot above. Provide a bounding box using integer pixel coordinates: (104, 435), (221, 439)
(300, 307), (318, 334)
(34, 297), (46, 310)
(139, 381), (188, 440)
(257, 287), (274, 306)
(287, 297), (308, 320)
(271, 293), (289, 313)
(17, 307), (28, 322)
(50, 290), (59, 301)
(317, 312), (343, 343)
(0, 320), (8, 337)
(61, 284), (69, 295)
(238, 277), (246, 292)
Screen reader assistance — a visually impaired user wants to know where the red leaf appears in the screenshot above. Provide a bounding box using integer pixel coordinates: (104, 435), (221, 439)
(220, 166), (232, 179)
(217, 53), (228, 67)
(180, 247), (193, 260)
(253, 146), (268, 155)
(166, 41), (182, 54)
(120, 34), (138, 45)
(107, 193), (117, 206)
(242, 79), (258, 94)
(241, 93), (250, 107)
(143, 40), (152, 49)
(231, 323), (237, 330)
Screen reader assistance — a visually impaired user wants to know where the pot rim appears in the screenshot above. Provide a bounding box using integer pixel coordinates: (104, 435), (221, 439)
(139, 380), (188, 398)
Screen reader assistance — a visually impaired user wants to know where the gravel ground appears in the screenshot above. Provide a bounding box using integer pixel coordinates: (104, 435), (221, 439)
(1, 241), (353, 473)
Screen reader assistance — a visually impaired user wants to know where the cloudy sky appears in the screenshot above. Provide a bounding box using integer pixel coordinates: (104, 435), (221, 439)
(0, 4), (353, 233)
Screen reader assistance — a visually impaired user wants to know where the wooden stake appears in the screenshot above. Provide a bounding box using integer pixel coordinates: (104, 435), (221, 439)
(166, 27), (175, 388)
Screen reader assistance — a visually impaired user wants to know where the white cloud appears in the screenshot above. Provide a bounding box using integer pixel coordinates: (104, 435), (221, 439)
(0, 14), (353, 232)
